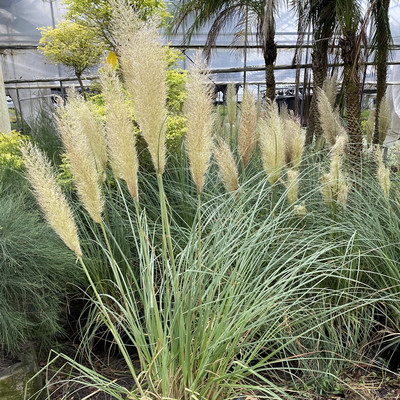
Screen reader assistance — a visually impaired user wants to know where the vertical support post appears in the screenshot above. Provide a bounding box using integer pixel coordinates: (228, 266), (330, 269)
(0, 61), (11, 133)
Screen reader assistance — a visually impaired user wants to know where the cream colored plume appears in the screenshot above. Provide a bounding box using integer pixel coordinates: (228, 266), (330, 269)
(376, 146), (391, 198)
(21, 143), (82, 258)
(238, 86), (257, 168)
(378, 98), (390, 146)
(226, 82), (237, 128)
(256, 95), (263, 123)
(285, 168), (299, 206)
(100, 65), (139, 200)
(112, 0), (167, 174)
(214, 137), (239, 195)
(280, 103), (289, 124)
(317, 88), (346, 148)
(258, 101), (284, 185)
(56, 107), (104, 224)
(395, 140), (400, 171)
(283, 117), (305, 170)
(322, 74), (338, 108)
(365, 109), (375, 146)
(320, 143), (348, 208)
(185, 59), (215, 194)
(65, 90), (107, 177)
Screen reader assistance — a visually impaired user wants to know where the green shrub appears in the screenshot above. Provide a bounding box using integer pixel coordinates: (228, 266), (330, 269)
(0, 130), (26, 170)
(0, 191), (80, 355)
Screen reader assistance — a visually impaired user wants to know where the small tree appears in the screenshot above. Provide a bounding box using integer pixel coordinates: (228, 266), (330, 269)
(39, 20), (105, 95)
(63, 0), (168, 51)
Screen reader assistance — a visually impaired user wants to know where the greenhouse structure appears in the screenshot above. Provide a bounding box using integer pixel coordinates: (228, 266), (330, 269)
(3, 1), (400, 400)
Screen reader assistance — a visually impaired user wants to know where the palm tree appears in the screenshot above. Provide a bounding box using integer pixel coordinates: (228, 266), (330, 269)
(372, 0), (391, 145)
(335, 0), (365, 170)
(169, 0), (279, 102)
(299, 0), (337, 145)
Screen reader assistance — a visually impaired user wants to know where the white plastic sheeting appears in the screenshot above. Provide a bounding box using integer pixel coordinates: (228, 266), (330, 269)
(0, 0), (69, 127)
(385, 51), (400, 147)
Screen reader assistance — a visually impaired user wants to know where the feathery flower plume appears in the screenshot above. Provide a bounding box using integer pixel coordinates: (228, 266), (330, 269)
(214, 137), (239, 195)
(185, 57), (215, 194)
(112, 0), (167, 173)
(56, 107), (104, 224)
(280, 103), (289, 124)
(395, 140), (400, 171)
(293, 203), (307, 217)
(366, 109), (375, 146)
(376, 146), (391, 198)
(322, 74), (338, 108)
(256, 95), (263, 123)
(66, 90), (107, 176)
(100, 64), (139, 200)
(378, 98), (390, 146)
(320, 143), (348, 208)
(226, 82), (237, 128)
(259, 101), (284, 185)
(317, 88), (346, 148)
(283, 117), (305, 170)
(238, 86), (257, 168)
(285, 168), (299, 206)
(21, 143), (82, 257)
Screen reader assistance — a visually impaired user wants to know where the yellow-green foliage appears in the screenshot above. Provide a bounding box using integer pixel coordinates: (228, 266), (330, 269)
(0, 131), (28, 170)
(63, 0), (168, 49)
(39, 20), (105, 78)
(166, 47), (187, 113)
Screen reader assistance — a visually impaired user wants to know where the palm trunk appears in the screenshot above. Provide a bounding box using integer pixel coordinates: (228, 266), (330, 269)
(263, 37), (277, 102)
(306, 39), (329, 145)
(373, 0), (391, 145)
(340, 32), (362, 172)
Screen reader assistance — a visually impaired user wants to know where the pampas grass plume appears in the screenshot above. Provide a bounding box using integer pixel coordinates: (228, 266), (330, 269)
(283, 117), (305, 170)
(320, 143), (348, 208)
(112, 0), (167, 173)
(238, 86), (257, 168)
(56, 107), (104, 224)
(226, 82), (237, 128)
(185, 58), (215, 194)
(214, 137), (239, 195)
(259, 101), (284, 185)
(285, 168), (299, 206)
(100, 65), (139, 200)
(376, 146), (391, 198)
(366, 109), (375, 146)
(322, 74), (338, 108)
(395, 140), (400, 171)
(378, 98), (390, 146)
(21, 143), (82, 258)
(67, 91), (107, 176)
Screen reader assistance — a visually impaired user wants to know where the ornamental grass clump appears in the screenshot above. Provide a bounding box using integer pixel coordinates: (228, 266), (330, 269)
(238, 86), (257, 169)
(56, 101), (104, 224)
(214, 137), (239, 195)
(376, 146), (391, 198)
(20, 142), (82, 258)
(112, 0), (167, 174)
(100, 64), (139, 200)
(184, 59), (215, 195)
